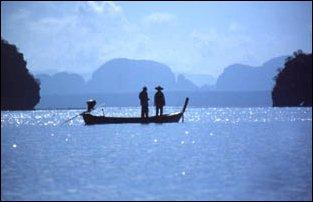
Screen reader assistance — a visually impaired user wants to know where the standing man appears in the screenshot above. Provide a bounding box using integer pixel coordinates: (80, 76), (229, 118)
(154, 85), (165, 116)
(139, 86), (149, 118)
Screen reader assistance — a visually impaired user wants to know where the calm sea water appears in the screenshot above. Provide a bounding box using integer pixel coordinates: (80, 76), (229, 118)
(1, 107), (312, 201)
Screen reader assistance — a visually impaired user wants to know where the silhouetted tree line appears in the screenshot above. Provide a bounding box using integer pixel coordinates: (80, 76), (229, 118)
(272, 50), (312, 107)
(1, 38), (40, 110)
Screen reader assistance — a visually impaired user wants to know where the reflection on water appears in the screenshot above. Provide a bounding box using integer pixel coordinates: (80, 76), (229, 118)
(1, 107), (312, 127)
(1, 107), (312, 200)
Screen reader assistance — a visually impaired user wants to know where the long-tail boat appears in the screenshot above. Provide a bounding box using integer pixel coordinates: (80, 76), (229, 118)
(81, 97), (189, 125)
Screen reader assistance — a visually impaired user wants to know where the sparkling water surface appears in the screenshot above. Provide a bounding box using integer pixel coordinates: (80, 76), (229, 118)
(1, 107), (312, 200)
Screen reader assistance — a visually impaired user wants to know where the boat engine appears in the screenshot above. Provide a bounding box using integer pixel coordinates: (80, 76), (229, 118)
(86, 100), (96, 112)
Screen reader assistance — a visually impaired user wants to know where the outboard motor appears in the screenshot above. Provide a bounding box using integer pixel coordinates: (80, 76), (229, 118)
(86, 100), (96, 112)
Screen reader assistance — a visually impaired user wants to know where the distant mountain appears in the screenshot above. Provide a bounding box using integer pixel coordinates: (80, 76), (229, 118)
(176, 74), (199, 91)
(86, 58), (176, 93)
(183, 73), (217, 87)
(35, 56), (289, 108)
(37, 72), (86, 95)
(86, 58), (198, 93)
(215, 56), (287, 91)
(36, 58), (198, 95)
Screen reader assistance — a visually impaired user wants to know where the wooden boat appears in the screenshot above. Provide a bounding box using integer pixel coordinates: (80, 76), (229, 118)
(81, 97), (189, 125)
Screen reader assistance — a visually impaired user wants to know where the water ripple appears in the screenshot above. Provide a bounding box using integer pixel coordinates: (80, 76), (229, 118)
(1, 107), (312, 127)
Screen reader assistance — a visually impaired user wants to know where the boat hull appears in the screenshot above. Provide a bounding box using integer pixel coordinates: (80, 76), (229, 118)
(81, 97), (189, 125)
(82, 112), (183, 125)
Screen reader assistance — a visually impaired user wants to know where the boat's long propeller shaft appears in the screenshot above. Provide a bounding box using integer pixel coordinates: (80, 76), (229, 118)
(60, 101), (105, 125)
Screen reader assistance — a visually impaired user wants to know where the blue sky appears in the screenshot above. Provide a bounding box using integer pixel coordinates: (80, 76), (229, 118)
(1, 1), (312, 79)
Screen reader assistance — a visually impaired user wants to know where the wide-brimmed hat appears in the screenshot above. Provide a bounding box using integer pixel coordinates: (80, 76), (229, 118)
(155, 85), (163, 90)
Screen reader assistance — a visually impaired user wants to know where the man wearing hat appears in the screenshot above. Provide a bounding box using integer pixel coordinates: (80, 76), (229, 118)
(154, 85), (165, 116)
(139, 86), (149, 118)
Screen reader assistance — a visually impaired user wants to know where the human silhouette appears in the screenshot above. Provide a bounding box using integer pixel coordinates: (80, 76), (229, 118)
(139, 86), (149, 118)
(86, 100), (96, 112)
(154, 85), (165, 116)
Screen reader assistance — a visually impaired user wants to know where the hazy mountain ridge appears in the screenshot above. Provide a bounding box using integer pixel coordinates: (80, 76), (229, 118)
(87, 58), (178, 93)
(37, 58), (199, 95)
(215, 56), (288, 91)
(181, 74), (217, 87)
(37, 72), (86, 95)
(37, 56), (288, 95)
(36, 56), (288, 108)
